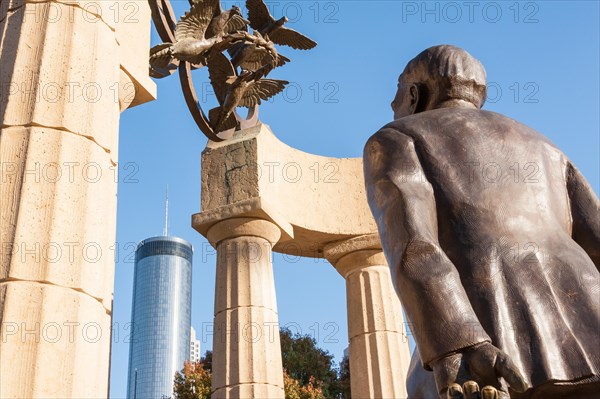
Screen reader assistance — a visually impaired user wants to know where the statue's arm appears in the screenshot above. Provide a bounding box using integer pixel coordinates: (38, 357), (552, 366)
(566, 160), (600, 270)
(363, 128), (491, 370)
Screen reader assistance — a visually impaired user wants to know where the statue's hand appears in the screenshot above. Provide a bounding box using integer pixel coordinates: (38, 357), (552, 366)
(432, 342), (528, 399)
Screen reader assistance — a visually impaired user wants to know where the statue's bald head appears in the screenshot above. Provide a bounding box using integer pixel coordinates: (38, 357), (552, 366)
(392, 45), (487, 118)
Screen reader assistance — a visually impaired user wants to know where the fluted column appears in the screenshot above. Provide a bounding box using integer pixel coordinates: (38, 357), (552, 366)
(206, 218), (285, 399)
(0, 1), (154, 397)
(325, 235), (411, 399)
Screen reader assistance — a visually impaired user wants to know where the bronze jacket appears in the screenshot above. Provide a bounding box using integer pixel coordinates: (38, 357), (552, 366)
(363, 108), (600, 395)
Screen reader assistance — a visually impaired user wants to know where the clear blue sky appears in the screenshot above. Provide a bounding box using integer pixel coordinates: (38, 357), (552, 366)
(109, 1), (599, 397)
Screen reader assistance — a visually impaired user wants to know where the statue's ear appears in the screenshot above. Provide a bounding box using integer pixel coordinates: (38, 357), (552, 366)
(408, 84), (420, 115)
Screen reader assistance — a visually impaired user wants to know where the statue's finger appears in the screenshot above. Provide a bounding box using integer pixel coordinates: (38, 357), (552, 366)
(447, 383), (464, 399)
(495, 353), (528, 393)
(481, 386), (498, 399)
(463, 381), (480, 399)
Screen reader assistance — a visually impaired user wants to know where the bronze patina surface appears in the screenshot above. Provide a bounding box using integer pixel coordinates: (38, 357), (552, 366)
(364, 45), (600, 399)
(149, 0), (316, 142)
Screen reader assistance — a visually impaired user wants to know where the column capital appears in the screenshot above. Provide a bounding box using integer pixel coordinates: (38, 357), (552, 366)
(206, 218), (282, 247)
(323, 234), (386, 278)
(193, 197), (294, 244)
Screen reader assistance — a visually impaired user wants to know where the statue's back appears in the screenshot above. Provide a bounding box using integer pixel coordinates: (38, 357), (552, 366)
(381, 107), (600, 397)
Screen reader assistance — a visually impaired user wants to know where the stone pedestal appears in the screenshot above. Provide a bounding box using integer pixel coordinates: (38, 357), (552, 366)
(205, 218), (285, 399)
(325, 235), (411, 399)
(0, 1), (155, 397)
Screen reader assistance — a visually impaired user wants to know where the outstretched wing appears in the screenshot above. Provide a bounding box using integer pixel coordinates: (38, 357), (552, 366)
(206, 10), (248, 38)
(208, 51), (237, 104)
(175, 0), (219, 41)
(235, 44), (274, 71)
(149, 43), (176, 78)
(190, 0), (222, 16)
(246, 0), (273, 31)
(277, 53), (290, 67)
(269, 27), (317, 50)
(224, 14), (249, 34)
(239, 79), (288, 107)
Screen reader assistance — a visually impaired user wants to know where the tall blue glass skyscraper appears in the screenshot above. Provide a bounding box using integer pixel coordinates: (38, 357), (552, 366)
(126, 236), (193, 399)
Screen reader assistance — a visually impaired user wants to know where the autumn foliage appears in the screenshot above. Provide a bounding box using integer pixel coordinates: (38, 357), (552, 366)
(173, 361), (211, 399)
(283, 369), (325, 399)
(173, 328), (350, 399)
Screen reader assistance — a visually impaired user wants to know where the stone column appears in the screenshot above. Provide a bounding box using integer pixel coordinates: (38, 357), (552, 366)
(0, 1), (154, 397)
(206, 218), (285, 399)
(325, 235), (411, 399)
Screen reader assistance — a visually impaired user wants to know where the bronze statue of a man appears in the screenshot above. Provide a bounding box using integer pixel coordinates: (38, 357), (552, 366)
(364, 45), (600, 399)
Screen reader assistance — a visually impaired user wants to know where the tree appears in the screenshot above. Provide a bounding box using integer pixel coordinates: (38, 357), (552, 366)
(200, 350), (212, 372)
(279, 328), (342, 398)
(284, 369), (325, 399)
(338, 354), (351, 399)
(173, 361), (211, 399)
(173, 330), (345, 399)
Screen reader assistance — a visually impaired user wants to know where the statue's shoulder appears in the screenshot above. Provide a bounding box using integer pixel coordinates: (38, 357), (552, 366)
(383, 108), (503, 130)
(475, 109), (560, 148)
(364, 110), (467, 159)
(364, 124), (415, 157)
(376, 108), (556, 148)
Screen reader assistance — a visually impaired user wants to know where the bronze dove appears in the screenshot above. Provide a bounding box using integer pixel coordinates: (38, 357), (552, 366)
(207, 51), (288, 132)
(206, 5), (249, 39)
(246, 0), (317, 50)
(230, 31), (290, 72)
(149, 0), (247, 76)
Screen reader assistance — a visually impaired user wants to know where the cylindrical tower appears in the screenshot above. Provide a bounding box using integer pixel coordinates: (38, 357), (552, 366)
(126, 236), (193, 399)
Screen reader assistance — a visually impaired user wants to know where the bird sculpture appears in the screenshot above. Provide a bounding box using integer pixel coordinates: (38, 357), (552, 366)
(246, 0), (317, 50)
(230, 31), (290, 72)
(150, 0), (249, 77)
(148, 0), (316, 140)
(205, 5), (249, 39)
(207, 51), (288, 132)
